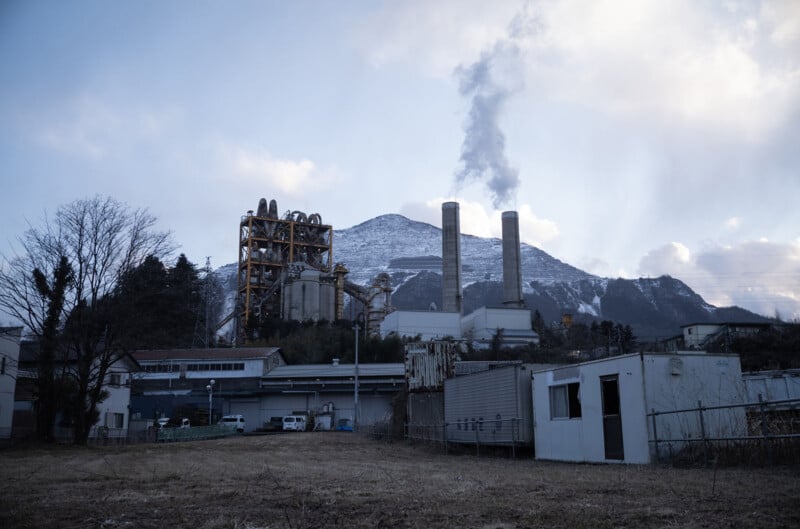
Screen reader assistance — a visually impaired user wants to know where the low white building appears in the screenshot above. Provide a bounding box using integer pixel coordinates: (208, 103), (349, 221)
(682, 322), (771, 349)
(380, 307), (538, 348)
(259, 361), (405, 430)
(532, 352), (747, 464)
(130, 347), (286, 430)
(14, 341), (141, 441)
(92, 355), (140, 439)
(380, 311), (462, 341)
(0, 327), (22, 440)
(461, 307), (539, 348)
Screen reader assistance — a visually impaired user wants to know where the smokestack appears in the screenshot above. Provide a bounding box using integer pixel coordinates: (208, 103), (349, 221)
(441, 202), (463, 314)
(502, 211), (523, 308)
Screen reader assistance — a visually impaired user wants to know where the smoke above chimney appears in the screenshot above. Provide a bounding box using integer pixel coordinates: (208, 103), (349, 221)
(454, 52), (520, 209)
(453, 7), (537, 209)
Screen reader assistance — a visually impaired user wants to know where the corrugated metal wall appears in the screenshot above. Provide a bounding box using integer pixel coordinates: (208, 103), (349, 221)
(407, 392), (445, 442)
(405, 342), (458, 392)
(444, 364), (533, 445)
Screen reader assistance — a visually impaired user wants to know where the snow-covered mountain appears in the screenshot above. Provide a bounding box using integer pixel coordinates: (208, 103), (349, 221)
(335, 214), (592, 289)
(216, 214), (768, 340)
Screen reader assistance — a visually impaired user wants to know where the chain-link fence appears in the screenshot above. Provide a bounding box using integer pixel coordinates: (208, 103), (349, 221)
(403, 417), (532, 458)
(648, 395), (800, 466)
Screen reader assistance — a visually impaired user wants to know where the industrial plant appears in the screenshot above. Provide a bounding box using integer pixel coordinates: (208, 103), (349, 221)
(380, 201), (539, 349)
(234, 197), (539, 350)
(235, 198), (392, 341)
(3, 196), (793, 470)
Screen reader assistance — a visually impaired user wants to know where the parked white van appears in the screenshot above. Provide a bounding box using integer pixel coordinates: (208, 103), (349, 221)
(282, 415), (307, 431)
(219, 414), (246, 433)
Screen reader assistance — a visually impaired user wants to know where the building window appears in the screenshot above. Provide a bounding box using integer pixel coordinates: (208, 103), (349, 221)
(108, 413), (124, 428)
(108, 373), (123, 386)
(550, 382), (582, 419)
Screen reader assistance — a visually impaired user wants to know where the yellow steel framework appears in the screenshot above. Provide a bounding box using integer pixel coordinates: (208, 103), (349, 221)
(236, 211), (333, 341)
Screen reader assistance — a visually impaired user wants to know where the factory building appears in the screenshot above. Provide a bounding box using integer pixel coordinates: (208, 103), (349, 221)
(236, 199), (334, 339)
(380, 311), (462, 341)
(235, 199), (392, 342)
(461, 307), (539, 348)
(380, 202), (539, 349)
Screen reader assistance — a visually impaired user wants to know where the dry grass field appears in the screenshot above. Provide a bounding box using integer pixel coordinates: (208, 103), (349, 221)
(1, 433), (798, 529)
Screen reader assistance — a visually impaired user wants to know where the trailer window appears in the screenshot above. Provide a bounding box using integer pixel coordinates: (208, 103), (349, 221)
(550, 383), (582, 419)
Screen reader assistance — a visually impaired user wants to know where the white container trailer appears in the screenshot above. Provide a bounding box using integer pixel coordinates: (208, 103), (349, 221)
(444, 363), (533, 446)
(743, 369), (800, 404)
(532, 352), (747, 464)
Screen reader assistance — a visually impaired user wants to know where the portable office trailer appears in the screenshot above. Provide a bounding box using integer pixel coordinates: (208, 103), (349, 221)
(444, 363), (533, 446)
(743, 369), (800, 404)
(532, 352), (746, 464)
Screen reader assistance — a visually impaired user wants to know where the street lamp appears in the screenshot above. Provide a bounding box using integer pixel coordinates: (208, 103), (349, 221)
(354, 319), (359, 432)
(206, 379), (215, 425)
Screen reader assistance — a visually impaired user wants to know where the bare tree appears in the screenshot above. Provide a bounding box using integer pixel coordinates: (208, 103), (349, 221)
(0, 196), (173, 444)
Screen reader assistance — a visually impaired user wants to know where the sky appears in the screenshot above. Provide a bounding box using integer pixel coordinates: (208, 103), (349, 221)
(1, 0), (799, 321)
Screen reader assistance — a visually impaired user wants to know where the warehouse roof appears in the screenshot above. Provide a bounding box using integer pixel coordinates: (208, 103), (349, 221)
(264, 362), (404, 380)
(133, 347), (282, 362)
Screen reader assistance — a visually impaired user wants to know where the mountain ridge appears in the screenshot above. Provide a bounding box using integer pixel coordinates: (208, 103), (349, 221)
(217, 213), (770, 340)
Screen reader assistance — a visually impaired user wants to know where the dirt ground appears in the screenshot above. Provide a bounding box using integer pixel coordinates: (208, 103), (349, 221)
(1, 433), (798, 529)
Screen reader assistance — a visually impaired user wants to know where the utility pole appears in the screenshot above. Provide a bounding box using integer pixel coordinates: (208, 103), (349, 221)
(204, 257), (211, 348)
(353, 317), (360, 432)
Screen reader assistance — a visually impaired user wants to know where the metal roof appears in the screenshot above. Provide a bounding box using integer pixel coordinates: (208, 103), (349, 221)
(264, 363), (404, 379)
(133, 347), (282, 362)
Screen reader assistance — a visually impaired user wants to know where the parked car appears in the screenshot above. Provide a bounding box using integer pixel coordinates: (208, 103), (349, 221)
(219, 414), (246, 433)
(262, 416), (284, 432)
(179, 418), (190, 429)
(282, 415), (307, 431)
(335, 418), (353, 432)
(156, 417), (170, 428)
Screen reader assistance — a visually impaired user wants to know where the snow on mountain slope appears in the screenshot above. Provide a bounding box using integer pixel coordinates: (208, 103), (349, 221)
(213, 213), (768, 338)
(333, 214), (593, 288)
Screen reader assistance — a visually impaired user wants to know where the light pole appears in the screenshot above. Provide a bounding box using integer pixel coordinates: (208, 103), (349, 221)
(353, 318), (359, 432)
(206, 379), (215, 425)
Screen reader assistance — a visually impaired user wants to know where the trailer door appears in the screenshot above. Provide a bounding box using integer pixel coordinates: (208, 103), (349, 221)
(600, 375), (624, 460)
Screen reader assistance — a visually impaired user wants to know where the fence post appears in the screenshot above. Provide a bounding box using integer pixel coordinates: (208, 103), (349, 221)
(475, 420), (480, 457)
(443, 421), (448, 453)
(698, 400), (709, 467)
(758, 393), (774, 465)
(651, 408), (659, 463)
(511, 418), (517, 460)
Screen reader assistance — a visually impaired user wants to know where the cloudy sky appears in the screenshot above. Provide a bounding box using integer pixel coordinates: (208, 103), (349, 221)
(1, 0), (799, 320)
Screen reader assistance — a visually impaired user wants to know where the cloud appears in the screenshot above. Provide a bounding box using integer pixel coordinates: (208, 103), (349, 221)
(724, 217), (742, 230)
(355, 0), (519, 78)
(36, 96), (178, 159)
(399, 197), (558, 246)
(218, 144), (342, 195)
(359, 0), (800, 141)
(639, 242), (693, 275)
(638, 239), (800, 319)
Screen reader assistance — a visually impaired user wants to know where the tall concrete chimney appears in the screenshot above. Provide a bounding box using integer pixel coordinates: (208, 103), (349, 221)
(502, 210), (523, 308)
(441, 202), (463, 313)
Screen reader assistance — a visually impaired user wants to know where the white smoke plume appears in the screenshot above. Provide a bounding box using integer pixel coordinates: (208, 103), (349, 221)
(454, 8), (535, 208)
